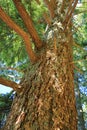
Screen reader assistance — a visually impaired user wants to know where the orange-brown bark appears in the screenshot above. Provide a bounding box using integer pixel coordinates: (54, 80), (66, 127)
(35, 0), (41, 5)
(64, 0), (74, 24)
(61, 0), (65, 13)
(64, 0), (78, 29)
(50, 0), (56, 11)
(0, 7), (37, 62)
(0, 77), (21, 93)
(13, 0), (43, 48)
(44, 0), (55, 18)
(43, 13), (51, 25)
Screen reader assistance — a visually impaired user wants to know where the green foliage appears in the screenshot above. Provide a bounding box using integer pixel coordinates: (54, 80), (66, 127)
(22, 0), (47, 37)
(0, 0), (46, 79)
(74, 1), (87, 129)
(0, 92), (14, 127)
(73, 1), (87, 71)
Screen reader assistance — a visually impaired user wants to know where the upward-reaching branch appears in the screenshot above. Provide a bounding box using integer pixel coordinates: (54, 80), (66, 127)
(0, 77), (21, 93)
(64, 0), (78, 29)
(0, 7), (37, 63)
(13, 0), (43, 48)
(43, 0), (56, 18)
(43, 13), (51, 25)
(50, 0), (56, 11)
(60, 0), (65, 13)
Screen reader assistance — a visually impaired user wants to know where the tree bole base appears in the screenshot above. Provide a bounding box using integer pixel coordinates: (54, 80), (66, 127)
(2, 43), (77, 130)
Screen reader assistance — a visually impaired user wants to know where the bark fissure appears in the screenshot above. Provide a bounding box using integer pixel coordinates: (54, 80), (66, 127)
(2, 38), (77, 129)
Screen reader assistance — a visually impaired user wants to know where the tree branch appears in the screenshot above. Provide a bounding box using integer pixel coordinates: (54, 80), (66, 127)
(0, 7), (37, 63)
(35, 0), (41, 5)
(50, 0), (56, 11)
(0, 77), (22, 93)
(60, 0), (65, 13)
(43, 13), (51, 25)
(13, 0), (43, 48)
(43, 0), (55, 18)
(64, 0), (74, 24)
(64, 0), (78, 29)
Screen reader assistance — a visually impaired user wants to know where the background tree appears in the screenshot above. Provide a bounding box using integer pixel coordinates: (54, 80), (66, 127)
(75, 73), (85, 130)
(73, 1), (87, 129)
(0, 91), (14, 128)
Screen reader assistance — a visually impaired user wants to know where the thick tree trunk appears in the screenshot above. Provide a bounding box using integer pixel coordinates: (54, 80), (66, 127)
(2, 28), (77, 130)
(1, 1), (78, 130)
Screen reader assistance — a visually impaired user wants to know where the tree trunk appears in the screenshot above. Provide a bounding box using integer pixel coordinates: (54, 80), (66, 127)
(2, 26), (77, 130)
(1, 1), (78, 130)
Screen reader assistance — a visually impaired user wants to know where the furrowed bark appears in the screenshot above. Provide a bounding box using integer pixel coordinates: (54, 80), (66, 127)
(13, 0), (43, 48)
(0, 7), (37, 63)
(0, 77), (21, 93)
